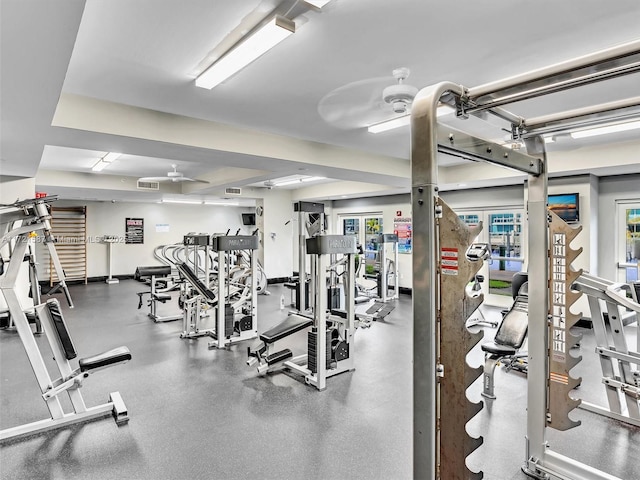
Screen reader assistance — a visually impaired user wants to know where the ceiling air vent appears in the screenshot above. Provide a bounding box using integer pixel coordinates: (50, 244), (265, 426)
(137, 180), (160, 190)
(225, 187), (242, 196)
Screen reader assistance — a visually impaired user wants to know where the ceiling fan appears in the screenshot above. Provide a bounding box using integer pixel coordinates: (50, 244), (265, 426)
(317, 67), (421, 130)
(138, 164), (209, 183)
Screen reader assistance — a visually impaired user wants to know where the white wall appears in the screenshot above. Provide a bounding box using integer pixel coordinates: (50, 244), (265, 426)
(0, 176), (35, 203)
(36, 200), (252, 278)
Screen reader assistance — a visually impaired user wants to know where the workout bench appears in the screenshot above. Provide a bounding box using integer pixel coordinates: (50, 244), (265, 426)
(1, 299), (131, 442)
(135, 265), (182, 322)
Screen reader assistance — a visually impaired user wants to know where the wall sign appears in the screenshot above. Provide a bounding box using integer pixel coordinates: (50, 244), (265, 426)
(394, 216), (412, 254)
(125, 218), (144, 244)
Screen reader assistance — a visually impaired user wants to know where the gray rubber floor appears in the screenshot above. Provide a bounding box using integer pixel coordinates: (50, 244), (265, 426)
(1, 281), (638, 480)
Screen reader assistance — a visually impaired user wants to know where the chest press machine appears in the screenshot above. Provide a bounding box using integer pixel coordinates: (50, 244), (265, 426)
(0, 198), (131, 442)
(248, 234), (357, 390)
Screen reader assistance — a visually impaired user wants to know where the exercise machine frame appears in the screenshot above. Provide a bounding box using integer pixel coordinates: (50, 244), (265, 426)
(207, 234), (259, 348)
(411, 38), (640, 480)
(0, 198), (130, 442)
(248, 234), (357, 391)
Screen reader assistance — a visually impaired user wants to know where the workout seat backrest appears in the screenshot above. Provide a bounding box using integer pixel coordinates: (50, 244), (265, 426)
(494, 296), (528, 349)
(511, 272), (528, 300)
(632, 281), (640, 303)
(176, 262), (216, 302)
(47, 299), (78, 360)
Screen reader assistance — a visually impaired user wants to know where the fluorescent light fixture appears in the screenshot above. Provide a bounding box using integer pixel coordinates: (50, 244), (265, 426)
(91, 160), (109, 172)
(102, 152), (121, 162)
(305, 0), (332, 7)
(204, 201), (240, 206)
(91, 152), (121, 172)
(570, 119), (640, 139)
(162, 199), (203, 205)
(273, 176), (326, 187)
(195, 15), (295, 89)
(368, 105), (455, 134)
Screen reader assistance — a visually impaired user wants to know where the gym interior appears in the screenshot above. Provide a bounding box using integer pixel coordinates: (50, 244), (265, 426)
(1, 2), (639, 480)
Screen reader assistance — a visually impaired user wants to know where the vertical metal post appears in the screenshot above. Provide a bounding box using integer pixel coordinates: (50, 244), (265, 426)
(217, 251), (227, 347)
(523, 136), (549, 477)
(298, 211), (307, 312)
(317, 252), (327, 391)
(0, 238), (66, 419)
(411, 82), (464, 479)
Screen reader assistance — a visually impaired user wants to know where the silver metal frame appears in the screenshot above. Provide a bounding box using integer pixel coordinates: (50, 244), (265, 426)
(0, 199), (127, 442)
(208, 235), (259, 348)
(411, 39), (640, 480)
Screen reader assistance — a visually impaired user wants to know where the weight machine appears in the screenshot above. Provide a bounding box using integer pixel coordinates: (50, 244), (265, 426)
(411, 38), (640, 480)
(0, 197), (131, 442)
(285, 201), (325, 312)
(248, 234), (357, 390)
(207, 234), (259, 348)
(374, 233), (399, 302)
(135, 265), (182, 322)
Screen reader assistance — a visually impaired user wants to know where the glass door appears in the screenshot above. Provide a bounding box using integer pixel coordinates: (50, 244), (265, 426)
(617, 201), (640, 282)
(457, 208), (525, 305)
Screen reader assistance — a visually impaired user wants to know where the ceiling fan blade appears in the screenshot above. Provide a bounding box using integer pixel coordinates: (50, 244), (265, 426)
(318, 76), (394, 129)
(176, 177), (210, 184)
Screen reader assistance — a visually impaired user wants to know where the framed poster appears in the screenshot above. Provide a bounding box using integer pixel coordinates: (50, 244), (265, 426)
(394, 216), (412, 254)
(125, 217), (144, 244)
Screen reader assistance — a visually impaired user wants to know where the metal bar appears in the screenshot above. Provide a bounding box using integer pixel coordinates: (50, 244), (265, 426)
(411, 81), (464, 480)
(468, 60), (640, 113)
(468, 38), (640, 100)
(541, 449), (622, 480)
(436, 125), (542, 175)
(522, 135), (549, 477)
(523, 96), (640, 132)
(579, 401), (640, 428)
(0, 403), (114, 443)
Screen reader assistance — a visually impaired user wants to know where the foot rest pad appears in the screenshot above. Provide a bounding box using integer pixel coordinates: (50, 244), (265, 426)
(265, 349), (293, 365)
(79, 346), (132, 372)
(153, 294), (172, 302)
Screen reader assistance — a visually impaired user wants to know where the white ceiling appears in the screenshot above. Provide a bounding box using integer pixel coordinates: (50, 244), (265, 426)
(2, 0), (640, 203)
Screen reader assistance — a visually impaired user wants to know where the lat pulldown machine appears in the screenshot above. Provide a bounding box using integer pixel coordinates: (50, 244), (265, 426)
(411, 38), (640, 480)
(0, 198), (131, 442)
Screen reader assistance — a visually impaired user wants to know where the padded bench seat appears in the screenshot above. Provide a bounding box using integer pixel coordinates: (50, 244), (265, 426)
(481, 343), (517, 356)
(135, 265), (172, 280)
(260, 314), (313, 344)
(79, 346), (132, 372)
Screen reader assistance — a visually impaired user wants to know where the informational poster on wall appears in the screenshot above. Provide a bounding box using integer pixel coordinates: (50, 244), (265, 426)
(394, 216), (412, 254)
(125, 217), (144, 244)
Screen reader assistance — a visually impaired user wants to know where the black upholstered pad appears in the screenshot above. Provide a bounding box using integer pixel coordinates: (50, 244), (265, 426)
(259, 315), (313, 344)
(176, 263), (216, 302)
(481, 342), (517, 356)
(135, 265), (171, 279)
(79, 346), (131, 372)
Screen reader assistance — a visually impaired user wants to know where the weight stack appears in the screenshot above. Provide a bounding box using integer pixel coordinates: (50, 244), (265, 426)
(307, 328), (332, 373)
(224, 304), (234, 337)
